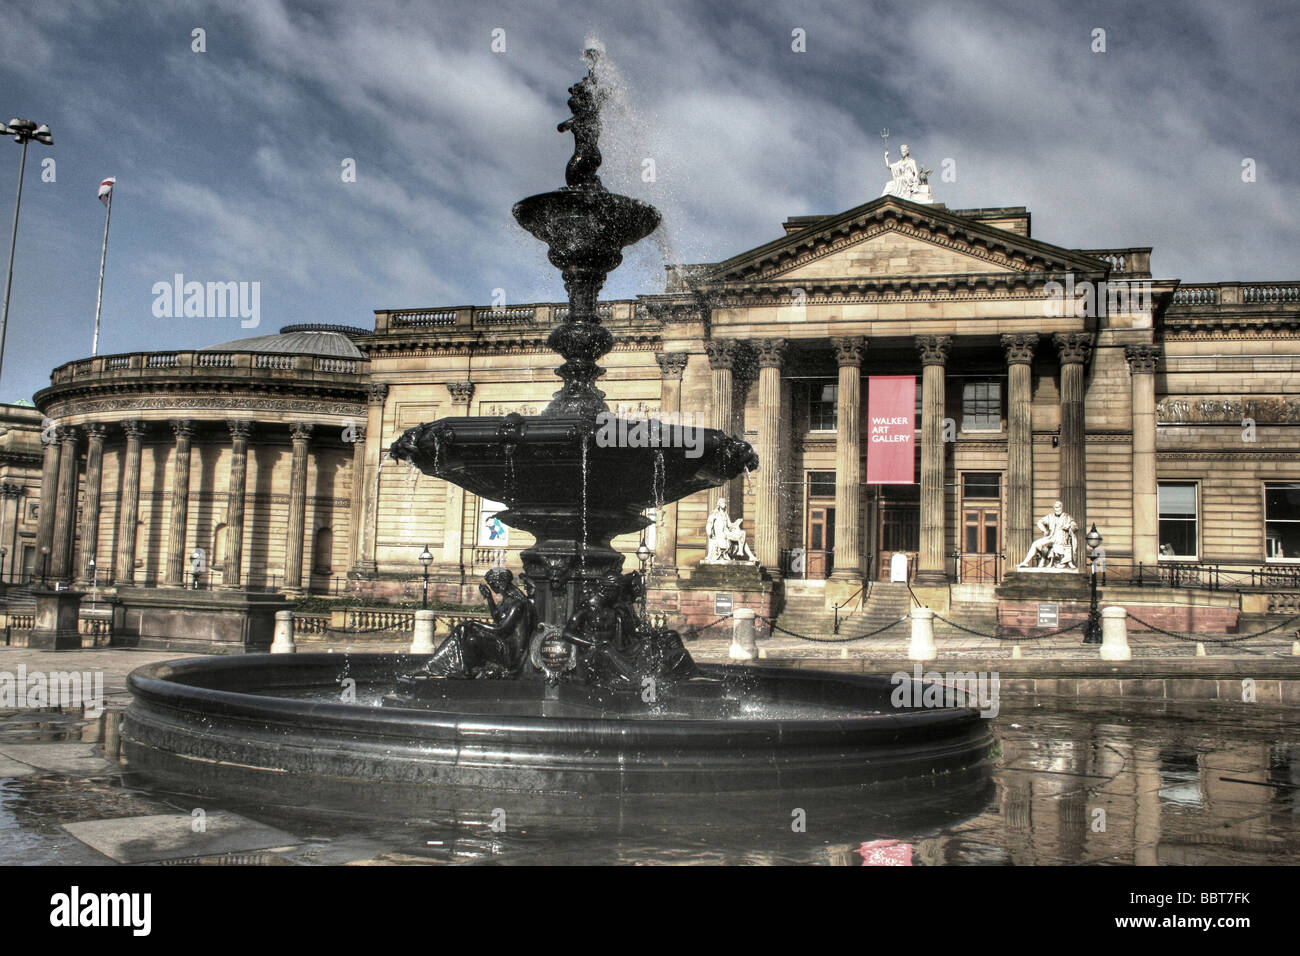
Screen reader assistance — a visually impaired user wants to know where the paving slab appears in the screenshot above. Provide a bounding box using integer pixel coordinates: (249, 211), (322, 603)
(62, 810), (302, 864)
(0, 743), (112, 775)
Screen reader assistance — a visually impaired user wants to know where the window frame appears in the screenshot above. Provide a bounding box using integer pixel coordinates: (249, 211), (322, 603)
(960, 379), (1003, 434)
(807, 380), (838, 433)
(1157, 480), (1199, 562)
(1263, 480), (1300, 564)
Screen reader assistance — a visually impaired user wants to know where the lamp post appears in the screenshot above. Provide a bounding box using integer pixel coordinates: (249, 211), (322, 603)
(1083, 523), (1103, 644)
(0, 118), (53, 391)
(40, 544), (50, 588)
(418, 544), (433, 609)
(636, 535), (653, 622)
(88, 555), (98, 608)
(190, 547), (204, 590)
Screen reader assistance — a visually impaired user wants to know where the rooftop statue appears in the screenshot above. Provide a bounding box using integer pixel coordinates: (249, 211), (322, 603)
(882, 144), (934, 204)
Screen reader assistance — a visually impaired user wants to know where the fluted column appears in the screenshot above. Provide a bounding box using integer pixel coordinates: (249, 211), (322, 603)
(1127, 344), (1160, 566)
(654, 353), (688, 569)
(1002, 334), (1038, 565)
(1054, 333), (1093, 527)
(441, 382), (474, 569)
(915, 335), (952, 584)
(347, 423), (367, 568)
(34, 431), (60, 580)
(163, 420), (195, 587)
(831, 337), (866, 579)
(704, 341), (738, 515)
(223, 420), (252, 588)
(284, 422), (313, 591)
(76, 424), (107, 584)
(114, 420), (145, 585)
(351, 383), (388, 576)
(754, 340), (786, 572)
(50, 426), (80, 582)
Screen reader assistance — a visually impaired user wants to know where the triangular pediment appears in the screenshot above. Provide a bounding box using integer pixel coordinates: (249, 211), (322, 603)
(703, 197), (1107, 285)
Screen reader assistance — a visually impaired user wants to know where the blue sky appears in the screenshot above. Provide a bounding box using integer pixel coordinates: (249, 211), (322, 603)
(0, 0), (1296, 403)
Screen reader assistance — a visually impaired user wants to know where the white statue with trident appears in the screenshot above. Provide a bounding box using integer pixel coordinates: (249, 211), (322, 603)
(880, 128), (934, 203)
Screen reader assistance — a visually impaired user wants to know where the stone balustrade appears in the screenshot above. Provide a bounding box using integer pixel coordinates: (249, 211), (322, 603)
(48, 349), (368, 385)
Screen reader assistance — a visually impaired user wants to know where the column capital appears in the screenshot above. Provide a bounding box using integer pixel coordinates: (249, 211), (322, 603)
(228, 419), (254, 440)
(352, 423), (367, 443)
(1124, 343), (1161, 374)
(754, 339), (787, 370)
(57, 424), (79, 444)
(170, 419), (195, 441)
(1000, 332), (1039, 365)
(831, 336), (867, 367)
(914, 334), (952, 367)
(289, 422), (315, 443)
(446, 381), (475, 405)
(83, 422), (107, 442)
(654, 351), (689, 379)
(1053, 332), (1093, 365)
(704, 340), (739, 370)
(120, 419), (146, 440)
(368, 383), (390, 406)
(0, 482), (22, 498)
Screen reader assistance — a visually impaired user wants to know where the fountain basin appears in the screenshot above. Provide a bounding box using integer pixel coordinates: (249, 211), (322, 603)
(121, 654), (993, 816)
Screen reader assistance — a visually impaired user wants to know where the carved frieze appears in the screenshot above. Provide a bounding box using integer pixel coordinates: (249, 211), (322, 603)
(1157, 396), (1300, 424)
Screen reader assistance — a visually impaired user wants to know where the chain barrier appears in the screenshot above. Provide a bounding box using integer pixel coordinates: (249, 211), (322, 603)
(929, 612), (1085, 642)
(755, 614), (910, 644)
(1124, 611), (1300, 644)
(678, 614), (734, 640)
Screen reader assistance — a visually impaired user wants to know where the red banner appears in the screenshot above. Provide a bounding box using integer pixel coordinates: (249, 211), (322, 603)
(867, 375), (915, 484)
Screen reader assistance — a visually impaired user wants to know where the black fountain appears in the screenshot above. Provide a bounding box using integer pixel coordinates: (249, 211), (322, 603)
(122, 50), (993, 833)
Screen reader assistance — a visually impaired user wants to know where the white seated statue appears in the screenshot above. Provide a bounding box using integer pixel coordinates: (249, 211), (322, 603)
(703, 499), (758, 564)
(1017, 500), (1080, 571)
(881, 144), (934, 204)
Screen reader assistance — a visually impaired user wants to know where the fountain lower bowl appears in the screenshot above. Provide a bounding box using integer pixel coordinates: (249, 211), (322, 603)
(122, 654), (993, 818)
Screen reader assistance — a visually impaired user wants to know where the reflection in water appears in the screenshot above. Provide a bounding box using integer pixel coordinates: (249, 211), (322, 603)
(9, 697), (1294, 865)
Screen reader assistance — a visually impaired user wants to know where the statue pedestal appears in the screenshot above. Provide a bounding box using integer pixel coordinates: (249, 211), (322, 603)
(29, 589), (85, 650)
(688, 562), (763, 591)
(995, 569), (1092, 638)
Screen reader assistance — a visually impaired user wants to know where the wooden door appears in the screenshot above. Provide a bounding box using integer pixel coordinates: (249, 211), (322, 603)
(877, 504), (919, 581)
(807, 505), (835, 579)
(960, 508), (1001, 582)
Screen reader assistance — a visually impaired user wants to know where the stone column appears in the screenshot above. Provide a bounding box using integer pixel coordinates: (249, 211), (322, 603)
(114, 420), (145, 585)
(347, 423), (367, 568)
(76, 424), (107, 584)
(654, 353), (688, 569)
(34, 431), (60, 580)
(350, 384), (388, 576)
(1053, 333), (1093, 528)
(1002, 334), (1038, 566)
(831, 337), (866, 580)
(753, 340), (786, 572)
(704, 341), (738, 516)
(50, 426), (80, 582)
(1126, 344), (1160, 566)
(440, 382), (474, 569)
(163, 420), (195, 588)
(223, 420), (253, 588)
(915, 335), (952, 584)
(730, 348), (757, 516)
(283, 422), (313, 591)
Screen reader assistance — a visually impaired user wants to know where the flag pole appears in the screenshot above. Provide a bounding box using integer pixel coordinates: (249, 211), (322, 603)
(92, 184), (113, 356)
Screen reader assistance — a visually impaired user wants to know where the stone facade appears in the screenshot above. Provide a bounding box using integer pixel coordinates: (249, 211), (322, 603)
(20, 197), (1300, 627)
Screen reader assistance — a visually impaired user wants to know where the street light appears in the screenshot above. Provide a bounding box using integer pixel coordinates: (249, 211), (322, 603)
(88, 555), (98, 607)
(0, 118), (53, 391)
(190, 547), (204, 590)
(636, 534), (652, 622)
(1083, 523), (1103, 644)
(418, 544), (433, 609)
(39, 544), (50, 588)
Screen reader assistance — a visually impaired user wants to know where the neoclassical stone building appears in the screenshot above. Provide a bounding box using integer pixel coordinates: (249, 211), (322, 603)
(26, 195), (1300, 626)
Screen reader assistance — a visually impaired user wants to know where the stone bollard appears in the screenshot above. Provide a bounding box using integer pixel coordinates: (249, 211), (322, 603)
(270, 610), (296, 654)
(908, 607), (936, 662)
(411, 609), (436, 655)
(100, 707), (124, 763)
(1099, 606), (1131, 661)
(730, 608), (757, 660)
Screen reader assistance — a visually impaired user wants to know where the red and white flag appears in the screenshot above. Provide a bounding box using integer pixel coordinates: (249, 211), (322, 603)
(97, 177), (115, 206)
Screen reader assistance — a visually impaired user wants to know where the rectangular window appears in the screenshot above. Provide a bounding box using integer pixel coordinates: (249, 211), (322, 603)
(1158, 482), (1198, 560)
(962, 473), (1000, 500)
(1265, 481), (1300, 561)
(808, 471), (836, 498)
(961, 381), (1001, 432)
(809, 382), (837, 431)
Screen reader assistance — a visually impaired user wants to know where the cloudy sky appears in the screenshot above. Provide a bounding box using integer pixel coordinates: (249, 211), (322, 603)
(0, 0), (1296, 402)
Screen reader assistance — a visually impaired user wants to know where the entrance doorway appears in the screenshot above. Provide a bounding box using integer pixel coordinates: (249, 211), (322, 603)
(877, 502), (919, 581)
(958, 473), (1002, 583)
(807, 504), (835, 579)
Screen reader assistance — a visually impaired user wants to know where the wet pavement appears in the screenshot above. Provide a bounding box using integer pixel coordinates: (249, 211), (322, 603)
(1, 646), (1297, 865)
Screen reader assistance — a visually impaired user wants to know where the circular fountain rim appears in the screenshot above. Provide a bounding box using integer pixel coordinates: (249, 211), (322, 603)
(125, 653), (984, 734)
